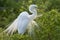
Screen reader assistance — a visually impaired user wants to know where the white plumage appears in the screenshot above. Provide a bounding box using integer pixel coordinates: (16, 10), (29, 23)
(3, 4), (42, 35)
(17, 12), (31, 34)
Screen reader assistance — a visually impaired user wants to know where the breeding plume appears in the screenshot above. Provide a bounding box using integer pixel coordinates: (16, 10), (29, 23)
(3, 4), (42, 35)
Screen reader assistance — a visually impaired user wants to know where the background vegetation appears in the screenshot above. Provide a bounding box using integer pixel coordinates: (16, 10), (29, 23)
(0, 0), (60, 40)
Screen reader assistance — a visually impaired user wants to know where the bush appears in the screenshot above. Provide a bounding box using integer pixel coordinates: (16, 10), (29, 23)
(0, 0), (60, 40)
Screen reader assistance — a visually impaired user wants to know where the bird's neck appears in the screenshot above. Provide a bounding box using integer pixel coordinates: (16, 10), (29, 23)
(32, 10), (37, 17)
(29, 9), (37, 19)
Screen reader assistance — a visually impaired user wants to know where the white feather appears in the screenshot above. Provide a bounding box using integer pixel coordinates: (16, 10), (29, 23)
(3, 5), (42, 35)
(3, 18), (18, 35)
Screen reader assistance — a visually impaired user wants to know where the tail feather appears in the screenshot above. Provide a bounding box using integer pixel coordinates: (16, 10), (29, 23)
(3, 18), (18, 35)
(27, 21), (39, 35)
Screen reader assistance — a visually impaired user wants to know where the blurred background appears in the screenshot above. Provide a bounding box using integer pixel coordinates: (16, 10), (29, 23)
(0, 0), (60, 40)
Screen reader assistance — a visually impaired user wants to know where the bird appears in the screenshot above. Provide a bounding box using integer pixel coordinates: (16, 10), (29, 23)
(3, 4), (42, 35)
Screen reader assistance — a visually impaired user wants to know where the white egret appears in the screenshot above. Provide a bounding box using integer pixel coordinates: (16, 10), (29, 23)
(3, 4), (42, 35)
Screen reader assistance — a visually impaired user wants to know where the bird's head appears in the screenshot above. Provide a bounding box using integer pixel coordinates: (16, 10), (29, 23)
(29, 4), (37, 13)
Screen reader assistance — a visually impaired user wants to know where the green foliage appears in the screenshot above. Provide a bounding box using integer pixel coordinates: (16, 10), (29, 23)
(0, 0), (60, 40)
(38, 10), (60, 40)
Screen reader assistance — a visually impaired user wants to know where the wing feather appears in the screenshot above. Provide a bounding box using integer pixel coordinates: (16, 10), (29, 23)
(3, 11), (29, 35)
